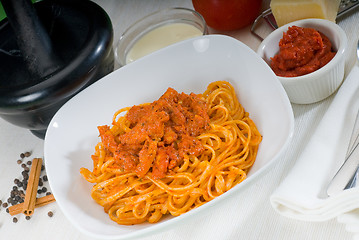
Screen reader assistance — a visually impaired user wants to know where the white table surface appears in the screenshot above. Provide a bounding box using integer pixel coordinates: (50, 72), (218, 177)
(1, 0), (359, 239)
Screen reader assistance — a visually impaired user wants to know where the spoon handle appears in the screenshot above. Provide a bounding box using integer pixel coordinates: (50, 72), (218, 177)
(327, 123), (359, 196)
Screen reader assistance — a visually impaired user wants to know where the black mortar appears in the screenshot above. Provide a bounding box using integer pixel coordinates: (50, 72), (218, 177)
(0, 0), (114, 139)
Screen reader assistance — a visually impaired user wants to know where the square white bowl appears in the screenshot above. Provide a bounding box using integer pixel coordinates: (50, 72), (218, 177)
(44, 34), (294, 239)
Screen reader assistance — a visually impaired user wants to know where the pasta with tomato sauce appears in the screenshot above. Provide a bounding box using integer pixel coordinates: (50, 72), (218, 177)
(80, 81), (262, 225)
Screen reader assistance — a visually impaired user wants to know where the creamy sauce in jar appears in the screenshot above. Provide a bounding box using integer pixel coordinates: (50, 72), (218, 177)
(126, 23), (203, 64)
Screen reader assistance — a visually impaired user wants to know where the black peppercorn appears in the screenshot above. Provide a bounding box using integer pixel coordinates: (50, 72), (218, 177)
(15, 196), (21, 202)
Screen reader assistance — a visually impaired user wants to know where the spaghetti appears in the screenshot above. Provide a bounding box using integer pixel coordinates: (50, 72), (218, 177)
(80, 81), (262, 225)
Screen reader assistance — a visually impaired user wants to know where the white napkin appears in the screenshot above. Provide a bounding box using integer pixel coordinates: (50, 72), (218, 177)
(270, 65), (359, 222)
(338, 209), (359, 240)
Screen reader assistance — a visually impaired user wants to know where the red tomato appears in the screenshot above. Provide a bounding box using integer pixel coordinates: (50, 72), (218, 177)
(192, 0), (262, 31)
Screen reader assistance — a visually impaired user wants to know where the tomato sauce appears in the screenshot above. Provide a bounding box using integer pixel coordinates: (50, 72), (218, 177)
(98, 88), (210, 179)
(270, 25), (336, 77)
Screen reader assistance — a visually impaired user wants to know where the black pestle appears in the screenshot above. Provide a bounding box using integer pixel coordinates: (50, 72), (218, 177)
(1, 0), (62, 79)
(0, 0), (114, 139)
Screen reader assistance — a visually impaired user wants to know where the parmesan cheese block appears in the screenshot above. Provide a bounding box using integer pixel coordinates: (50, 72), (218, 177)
(270, 0), (341, 27)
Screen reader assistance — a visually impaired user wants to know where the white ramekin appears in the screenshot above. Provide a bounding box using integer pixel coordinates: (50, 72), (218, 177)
(257, 18), (348, 104)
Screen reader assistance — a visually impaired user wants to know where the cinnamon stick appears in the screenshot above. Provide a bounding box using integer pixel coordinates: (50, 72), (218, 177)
(22, 157), (42, 216)
(8, 194), (56, 216)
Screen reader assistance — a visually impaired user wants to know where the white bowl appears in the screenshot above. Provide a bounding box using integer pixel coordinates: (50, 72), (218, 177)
(257, 19), (348, 104)
(115, 7), (207, 67)
(44, 35), (294, 239)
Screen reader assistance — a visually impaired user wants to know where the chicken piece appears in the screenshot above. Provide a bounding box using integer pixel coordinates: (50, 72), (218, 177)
(98, 125), (118, 152)
(135, 139), (158, 178)
(152, 147), (170, 179)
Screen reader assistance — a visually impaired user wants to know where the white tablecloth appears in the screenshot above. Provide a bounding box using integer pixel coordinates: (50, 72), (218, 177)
(0, 0), (358, 239)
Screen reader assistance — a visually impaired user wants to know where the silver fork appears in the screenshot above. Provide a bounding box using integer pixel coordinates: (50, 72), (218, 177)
(327, 111), (359, 196)
(344, 40), (359, 190)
